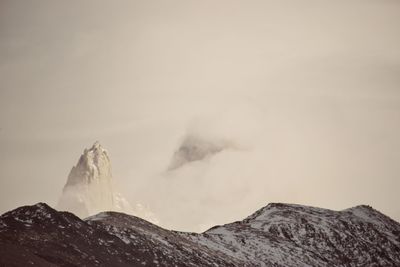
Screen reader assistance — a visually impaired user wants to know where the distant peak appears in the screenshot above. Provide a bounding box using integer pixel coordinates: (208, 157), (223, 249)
(91, 141), (102, 150)
(63, 142), (112, 188)
(84, 141), (106, 155)
(168, 134), (234, 170)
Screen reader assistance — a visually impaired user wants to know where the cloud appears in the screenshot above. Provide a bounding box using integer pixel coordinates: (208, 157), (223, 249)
(167, 133), (234, 171)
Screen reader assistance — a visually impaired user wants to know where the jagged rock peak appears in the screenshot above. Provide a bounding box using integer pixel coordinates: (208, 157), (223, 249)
(65, 141), (112, 187)
(57, 142), (158, 223)
(81, 141), (107, 157)
(57, 141), (121, 218)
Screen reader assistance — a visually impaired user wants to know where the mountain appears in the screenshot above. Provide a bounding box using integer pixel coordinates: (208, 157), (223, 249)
(57, 141), (158, 223)
(168, 134), (233, 170)
(1, 202), (399, 267)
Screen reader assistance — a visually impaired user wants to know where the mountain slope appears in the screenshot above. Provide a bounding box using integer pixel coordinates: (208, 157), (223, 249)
(1, 203), (399, 267)
(185, 203), (400, 266)
(0, 203), (241, 267)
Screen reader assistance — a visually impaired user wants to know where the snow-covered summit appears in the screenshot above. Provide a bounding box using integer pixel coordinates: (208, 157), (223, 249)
(57, 142), (158, 223)
(64, 141), (111, 187)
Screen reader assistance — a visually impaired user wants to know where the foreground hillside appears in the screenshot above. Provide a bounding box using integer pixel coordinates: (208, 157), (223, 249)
(1, 202), (399, 266)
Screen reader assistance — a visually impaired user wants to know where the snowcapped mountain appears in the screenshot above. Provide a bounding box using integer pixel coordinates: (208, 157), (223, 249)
(1, 202), (399, 266)
(57, 142), (158, 223)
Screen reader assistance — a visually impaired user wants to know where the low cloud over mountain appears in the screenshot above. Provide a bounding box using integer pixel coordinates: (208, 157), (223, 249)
(168, 133), (236, 171)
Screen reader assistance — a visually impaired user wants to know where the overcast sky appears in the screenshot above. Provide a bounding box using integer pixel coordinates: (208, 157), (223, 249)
(1, 0), (400, 232)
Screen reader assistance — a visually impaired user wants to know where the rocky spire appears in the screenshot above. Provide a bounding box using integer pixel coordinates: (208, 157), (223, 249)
(64, 141), (112, 188)
(57, 142), (131, 218)
(57, 142), (158, 224)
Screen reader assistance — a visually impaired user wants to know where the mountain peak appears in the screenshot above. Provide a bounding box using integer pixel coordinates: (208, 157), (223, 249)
(57, 142), (158, 223)
(1, 202), (54, 218)
(168, 134), (234, 170)
(65, 142), (111, 187)
(57, 142), (124, 218)
(92, 140), (102, 149)
(85, 141), (106, 155)
(0, 202), (67, 230)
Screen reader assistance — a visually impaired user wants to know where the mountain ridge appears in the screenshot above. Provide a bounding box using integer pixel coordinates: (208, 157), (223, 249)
(1, 202), (400, 266)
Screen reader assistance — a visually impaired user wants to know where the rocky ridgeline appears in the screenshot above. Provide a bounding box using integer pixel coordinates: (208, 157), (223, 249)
(1, 202), (399, 266)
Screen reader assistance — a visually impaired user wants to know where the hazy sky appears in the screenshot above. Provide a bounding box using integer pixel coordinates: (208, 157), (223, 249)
(1, 0), (400, 232)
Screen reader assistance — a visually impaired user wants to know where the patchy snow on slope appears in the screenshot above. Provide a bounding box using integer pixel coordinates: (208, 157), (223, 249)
(1, 202), (400, 267)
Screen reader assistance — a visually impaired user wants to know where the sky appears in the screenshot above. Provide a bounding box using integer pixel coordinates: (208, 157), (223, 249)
(1, 0), (400, 232)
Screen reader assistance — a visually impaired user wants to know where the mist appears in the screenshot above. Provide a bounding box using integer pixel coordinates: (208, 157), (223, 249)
(1, 0), (400, 232)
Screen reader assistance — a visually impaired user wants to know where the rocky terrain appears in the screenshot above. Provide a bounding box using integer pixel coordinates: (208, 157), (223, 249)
(1, 202), (399, 266)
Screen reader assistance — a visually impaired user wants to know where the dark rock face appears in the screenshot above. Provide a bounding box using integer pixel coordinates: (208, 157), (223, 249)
(0, 203), (240, 267)
(1, 202), (400, 267)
